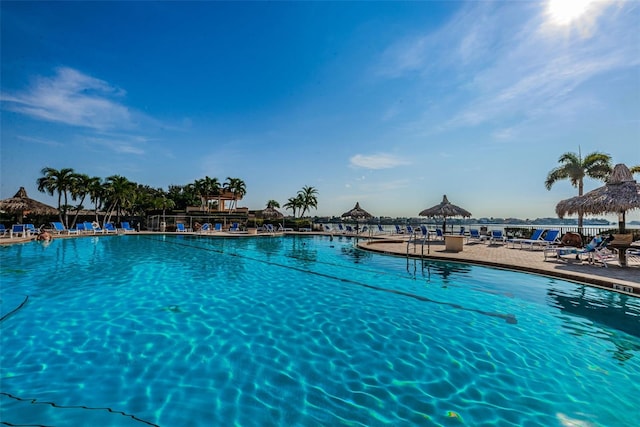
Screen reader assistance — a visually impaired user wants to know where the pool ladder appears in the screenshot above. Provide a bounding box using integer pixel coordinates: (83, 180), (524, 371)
(406, 231), (431, 258)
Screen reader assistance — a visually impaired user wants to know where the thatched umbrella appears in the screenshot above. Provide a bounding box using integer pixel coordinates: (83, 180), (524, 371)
(261, 206), (283, 219)
(556, 163), (640, 233)
(419, 194), (472, 232)
(0, 187), (58, 223)
(342, 202), (373, 236)
(341, 202), (373, 220)
(261, 205), (284, 230)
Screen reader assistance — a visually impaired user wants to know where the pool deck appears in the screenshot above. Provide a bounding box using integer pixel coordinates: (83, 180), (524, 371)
(2, 230), (638, 296)
(353, 235), (639, 295)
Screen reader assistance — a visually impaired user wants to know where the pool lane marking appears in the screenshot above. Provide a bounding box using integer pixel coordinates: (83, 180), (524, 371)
(0, 295), (29, 323)
(144, 235), (517, 324)
(0, 392), (159, 427)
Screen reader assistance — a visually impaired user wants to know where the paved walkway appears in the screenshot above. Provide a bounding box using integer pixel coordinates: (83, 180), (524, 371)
(2, 231), (638, 296)
(352, 235), (639, 296)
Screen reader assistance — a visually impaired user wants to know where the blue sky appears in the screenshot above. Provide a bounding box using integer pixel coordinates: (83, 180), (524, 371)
(1, 1), (639, 221)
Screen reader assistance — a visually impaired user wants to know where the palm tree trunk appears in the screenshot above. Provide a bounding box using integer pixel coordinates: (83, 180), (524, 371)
(71, 195), (86, 229)
(57, 193), (64, 225)
(578, 179), (585, 231)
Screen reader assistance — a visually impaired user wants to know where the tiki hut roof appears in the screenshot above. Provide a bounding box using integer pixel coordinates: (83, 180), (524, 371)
(419, 195), (472, 218)
(0, 187), (58, 216)
(261, 206), (283, 219)
(555, 164), (640, 217)
(341, 202), (373, 219)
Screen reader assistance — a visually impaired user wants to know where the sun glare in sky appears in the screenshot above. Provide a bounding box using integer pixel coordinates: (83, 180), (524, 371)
(547, 0), (594, 25)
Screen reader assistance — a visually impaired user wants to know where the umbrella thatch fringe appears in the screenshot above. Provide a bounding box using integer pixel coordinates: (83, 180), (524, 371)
(342, 202), (373, 219)
(556, 164), (640, 217)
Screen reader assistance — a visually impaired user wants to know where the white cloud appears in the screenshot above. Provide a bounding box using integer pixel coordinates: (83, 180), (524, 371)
(1, 67), (133, 131)
(86, 135), (146, 155)
(349, 153), (410, 169)
(376, 1), (638, 133)
(16, 135), (63, 147)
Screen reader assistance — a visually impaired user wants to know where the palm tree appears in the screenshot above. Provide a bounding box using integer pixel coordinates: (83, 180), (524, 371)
(37, 167), (76, 227)
(87, 177), (105, 223)
(69, 173), (98, 228)
(103, 175), (137, 225)
(151, 188), (175, 222)
(283, 196), (302, 218)
(630, 165), (640, 175)
(266, 199), (280, 208)
(192, 176), (220, 212)
(545, 150), (612, 229)
(297, 185), (319, 218)
(203, 176), (221, 212)
(223, 177), (246, 212)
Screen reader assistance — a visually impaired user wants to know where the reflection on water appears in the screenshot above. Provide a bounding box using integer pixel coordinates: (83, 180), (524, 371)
(339, 244), (372, 264)
(286, 236), (317, 264)
(406, 258), (473, 283)
(548, 286), (640, 363)
(253, 235), (283, 256)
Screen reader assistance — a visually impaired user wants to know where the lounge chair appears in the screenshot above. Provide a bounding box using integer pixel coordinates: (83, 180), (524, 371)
(229, 222), (240, 232)
(121, 222), (135, 232)
(104, 223), (117, 233)
(198, 223), (212, 233)
(50, 221), (78, 235)
(434, 229), (444, 240)
(507, 229), (545, 249)
(214, 223), (223, 232)
(406, 225), (416, 236)
(544, 235), (613, 266)
(84, 221), (104, 234)
(278, 224), (293, 232)
(25, 224), (38, 235)
(394, 225), (404, 234)
(521, 229), (560, 250)
(408, 225), (430, 243)
(10, 224), (26, 238)
(0, 224), (9, 238)
(376, 224), (389, 234)
(176, 223), (188, 232)
(626, 248), (640, 266)
(467, 229), (483, 243)
(489, 230), (506, 245)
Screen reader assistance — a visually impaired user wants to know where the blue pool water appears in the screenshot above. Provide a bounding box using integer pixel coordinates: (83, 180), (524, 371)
(1, 234), (639, 426)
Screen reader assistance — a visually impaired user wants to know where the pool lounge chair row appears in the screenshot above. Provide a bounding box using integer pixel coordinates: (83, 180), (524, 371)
(49, 221), (136, 235)
(544, 235), (640, 268)
(1, 224), (38, 238)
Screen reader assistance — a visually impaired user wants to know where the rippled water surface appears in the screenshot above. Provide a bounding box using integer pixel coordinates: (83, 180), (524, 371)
(1, 234), (639, 426)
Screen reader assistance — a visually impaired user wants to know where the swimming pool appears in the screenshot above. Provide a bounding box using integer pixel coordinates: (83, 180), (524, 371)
(1, 234), (639, 426)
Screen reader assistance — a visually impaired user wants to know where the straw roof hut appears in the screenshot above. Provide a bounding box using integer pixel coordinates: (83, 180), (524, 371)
(555, 164), (640, 233)
(0, 187), (58, 222)
(341, 202), (373, 219)
(261, 206), (283, 219)
(419, 195), (471, 231)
